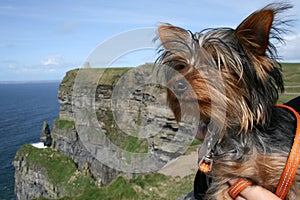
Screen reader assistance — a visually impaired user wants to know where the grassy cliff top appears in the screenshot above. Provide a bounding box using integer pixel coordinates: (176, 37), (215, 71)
(60, 63), (154, 88)
(15, 145), (194, 200)
(59, 62), (300, 102)
(60, 67), (132, 88)
(14, 144), (96, 197)
(60, 63), (299, 85)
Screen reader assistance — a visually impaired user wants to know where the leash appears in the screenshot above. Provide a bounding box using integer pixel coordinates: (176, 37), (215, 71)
(197, 104), (300, 199)
(274, 104), (300, 199)
(227, 104), (300, 199)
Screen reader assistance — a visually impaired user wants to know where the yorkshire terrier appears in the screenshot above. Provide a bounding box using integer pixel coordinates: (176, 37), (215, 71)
(157, 3), (300, 200)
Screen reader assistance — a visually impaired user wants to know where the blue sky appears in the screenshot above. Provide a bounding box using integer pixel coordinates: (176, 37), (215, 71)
(1, 0), (300, 81)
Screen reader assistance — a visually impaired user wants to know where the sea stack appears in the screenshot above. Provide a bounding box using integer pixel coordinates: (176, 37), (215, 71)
(40, 121), (52, 147)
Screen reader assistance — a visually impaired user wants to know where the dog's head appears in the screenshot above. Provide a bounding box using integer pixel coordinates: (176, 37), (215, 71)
(157, 3), (292, 137)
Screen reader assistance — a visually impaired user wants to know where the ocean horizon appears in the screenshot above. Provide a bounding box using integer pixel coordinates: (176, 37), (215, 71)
(0, 80), (61, 84)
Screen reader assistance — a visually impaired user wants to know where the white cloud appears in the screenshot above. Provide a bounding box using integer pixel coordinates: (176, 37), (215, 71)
(41, 54), (64, 66)
(278, 34), (300, 62)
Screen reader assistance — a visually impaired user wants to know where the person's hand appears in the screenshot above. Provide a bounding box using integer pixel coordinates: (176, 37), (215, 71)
(228, 179), (280, 200)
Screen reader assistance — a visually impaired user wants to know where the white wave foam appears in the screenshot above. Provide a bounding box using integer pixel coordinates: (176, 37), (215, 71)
(31, 142), (47, 149)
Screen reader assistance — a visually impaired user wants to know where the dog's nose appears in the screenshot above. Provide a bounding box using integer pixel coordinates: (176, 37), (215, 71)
(173, 80), (187, 95)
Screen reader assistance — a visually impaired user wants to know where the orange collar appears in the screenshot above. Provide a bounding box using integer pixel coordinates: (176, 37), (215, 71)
(228, 104), (300, 199)
(275, 104), (300, 199)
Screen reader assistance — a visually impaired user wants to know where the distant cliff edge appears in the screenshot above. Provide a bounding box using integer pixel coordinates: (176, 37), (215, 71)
(13, 64), (195, 200)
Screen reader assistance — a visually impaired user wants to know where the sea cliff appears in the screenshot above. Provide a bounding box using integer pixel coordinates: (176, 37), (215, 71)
(13, 64), (195, 199)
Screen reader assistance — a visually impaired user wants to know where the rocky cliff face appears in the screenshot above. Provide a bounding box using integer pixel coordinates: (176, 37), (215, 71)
(13, 64), (196, 199)
(13, 145), (69, 200)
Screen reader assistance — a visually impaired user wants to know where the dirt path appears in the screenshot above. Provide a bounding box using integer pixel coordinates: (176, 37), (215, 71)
(158, 151), (198, 178)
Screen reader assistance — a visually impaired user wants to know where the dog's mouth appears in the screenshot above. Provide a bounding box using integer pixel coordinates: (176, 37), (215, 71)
(196, 123), (208, 141)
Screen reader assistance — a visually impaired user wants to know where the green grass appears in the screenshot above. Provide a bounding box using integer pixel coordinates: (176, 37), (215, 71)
(98, 67), (131, 85)
(277, 94), (299, 104)
(96, 110), (148, 153)
(278, 63), (300, 103)
(91, 174), (191, 200)
(123, 135), (148, 153)
(49, 174), (194, 200)
(16, 145), (95, 197)
(17, 145), (193, 200)
(60, 68), (132, 89)
(54, 118), (75, 129)
(60, 69), (79, 88)
(281, 63), (300, 86)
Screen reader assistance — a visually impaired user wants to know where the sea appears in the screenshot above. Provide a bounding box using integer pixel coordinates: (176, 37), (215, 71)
(0, 82), (60, 200)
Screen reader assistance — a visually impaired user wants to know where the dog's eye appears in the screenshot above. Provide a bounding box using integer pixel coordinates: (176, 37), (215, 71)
(174, 64), (186, 71)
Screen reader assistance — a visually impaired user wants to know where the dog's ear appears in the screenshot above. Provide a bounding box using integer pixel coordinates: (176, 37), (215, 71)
(236, 9), (274, 55)
(158, 24), (191, 50)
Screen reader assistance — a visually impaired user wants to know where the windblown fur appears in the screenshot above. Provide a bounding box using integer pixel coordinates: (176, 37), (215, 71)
(157, 3), (299, 199)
